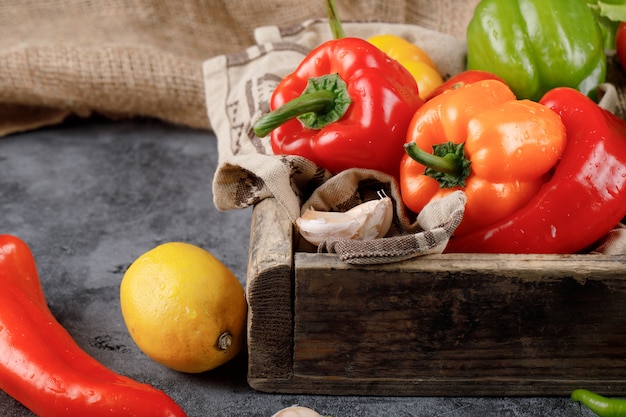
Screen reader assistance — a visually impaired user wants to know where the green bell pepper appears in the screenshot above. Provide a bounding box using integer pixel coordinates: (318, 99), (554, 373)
(466, 0), (606, 101)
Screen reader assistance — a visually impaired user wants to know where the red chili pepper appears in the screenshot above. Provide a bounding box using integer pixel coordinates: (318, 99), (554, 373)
(445, 87), (626, 254)
(253, 37), (423, 178)
(0, 234), (188, 417)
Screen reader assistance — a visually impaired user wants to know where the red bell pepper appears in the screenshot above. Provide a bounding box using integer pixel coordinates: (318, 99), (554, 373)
(445, 87), (626, 254)
(253, 37), (423, 178)
(0, 234), (187, 417)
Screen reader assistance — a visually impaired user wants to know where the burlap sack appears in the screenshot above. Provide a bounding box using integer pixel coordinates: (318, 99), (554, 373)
(0, 0), (479, 137)
(2, 0), (625, 134)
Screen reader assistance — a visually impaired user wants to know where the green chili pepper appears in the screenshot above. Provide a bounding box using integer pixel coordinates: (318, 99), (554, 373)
(466, 0), (606, 101)
(571, 389), (626, 417)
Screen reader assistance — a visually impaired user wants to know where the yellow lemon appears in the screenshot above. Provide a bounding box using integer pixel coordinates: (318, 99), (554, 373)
(120, 242), (247, 373)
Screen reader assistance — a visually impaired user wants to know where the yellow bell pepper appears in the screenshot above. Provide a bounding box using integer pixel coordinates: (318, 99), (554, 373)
(368, 34), (443, 100)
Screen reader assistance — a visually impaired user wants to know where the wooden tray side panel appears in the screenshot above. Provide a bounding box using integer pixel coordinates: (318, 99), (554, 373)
(246, 198), (294, 385)
(292, 253), (626, 396)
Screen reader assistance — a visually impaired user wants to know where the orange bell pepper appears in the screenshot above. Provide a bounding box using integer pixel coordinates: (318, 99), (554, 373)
(368, 34), (443, 100)
(399, 79), (566, 235)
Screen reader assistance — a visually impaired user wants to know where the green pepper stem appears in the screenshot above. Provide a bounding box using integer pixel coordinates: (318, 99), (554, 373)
(254, 73), (352, 137)
(325, 0), (345, 39)
(404, 142), (462, 175)
(404, 141), (471, 188)
(253, 90), (336, 138)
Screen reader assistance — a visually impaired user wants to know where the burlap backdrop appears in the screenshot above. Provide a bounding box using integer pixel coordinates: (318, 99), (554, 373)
(0, 0), (480, 136)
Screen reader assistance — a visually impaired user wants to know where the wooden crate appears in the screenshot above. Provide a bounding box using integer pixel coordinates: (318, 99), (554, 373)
(246, 197), (626, 396)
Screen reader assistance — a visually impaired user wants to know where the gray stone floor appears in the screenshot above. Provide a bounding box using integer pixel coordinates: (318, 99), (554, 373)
(0, 117), (595, 416)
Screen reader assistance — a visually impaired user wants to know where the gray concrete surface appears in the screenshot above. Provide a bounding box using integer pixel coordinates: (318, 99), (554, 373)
(0, 117), (596, 416)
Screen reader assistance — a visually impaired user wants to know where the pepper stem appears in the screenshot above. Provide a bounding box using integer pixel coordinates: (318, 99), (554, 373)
(253, 73), (352, 138)
(404, 141), (471, 188)
(325, 0), (345, 39)
(254, 90), (335, 137)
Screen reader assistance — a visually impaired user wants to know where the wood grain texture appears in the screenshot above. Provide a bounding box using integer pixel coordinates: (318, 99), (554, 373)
(292, 253), (626, 395)
(246, 197), (294, 384)
(247, 199), (626, 395)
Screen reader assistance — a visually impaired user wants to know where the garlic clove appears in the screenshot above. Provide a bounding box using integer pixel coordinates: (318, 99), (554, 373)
(346, 196), (393, 241)
(271, 405), (325, 417)
(296, 196), (393, 246)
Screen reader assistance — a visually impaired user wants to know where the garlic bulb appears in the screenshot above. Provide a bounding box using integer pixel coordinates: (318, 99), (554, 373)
(271, 405), (325, 417)
(296, 195), (393, 246)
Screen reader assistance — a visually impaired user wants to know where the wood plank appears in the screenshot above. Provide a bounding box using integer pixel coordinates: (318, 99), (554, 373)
(238, 374), (626, 396)
(246, 198), (294, 385)
(291, 253), (626, 396)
